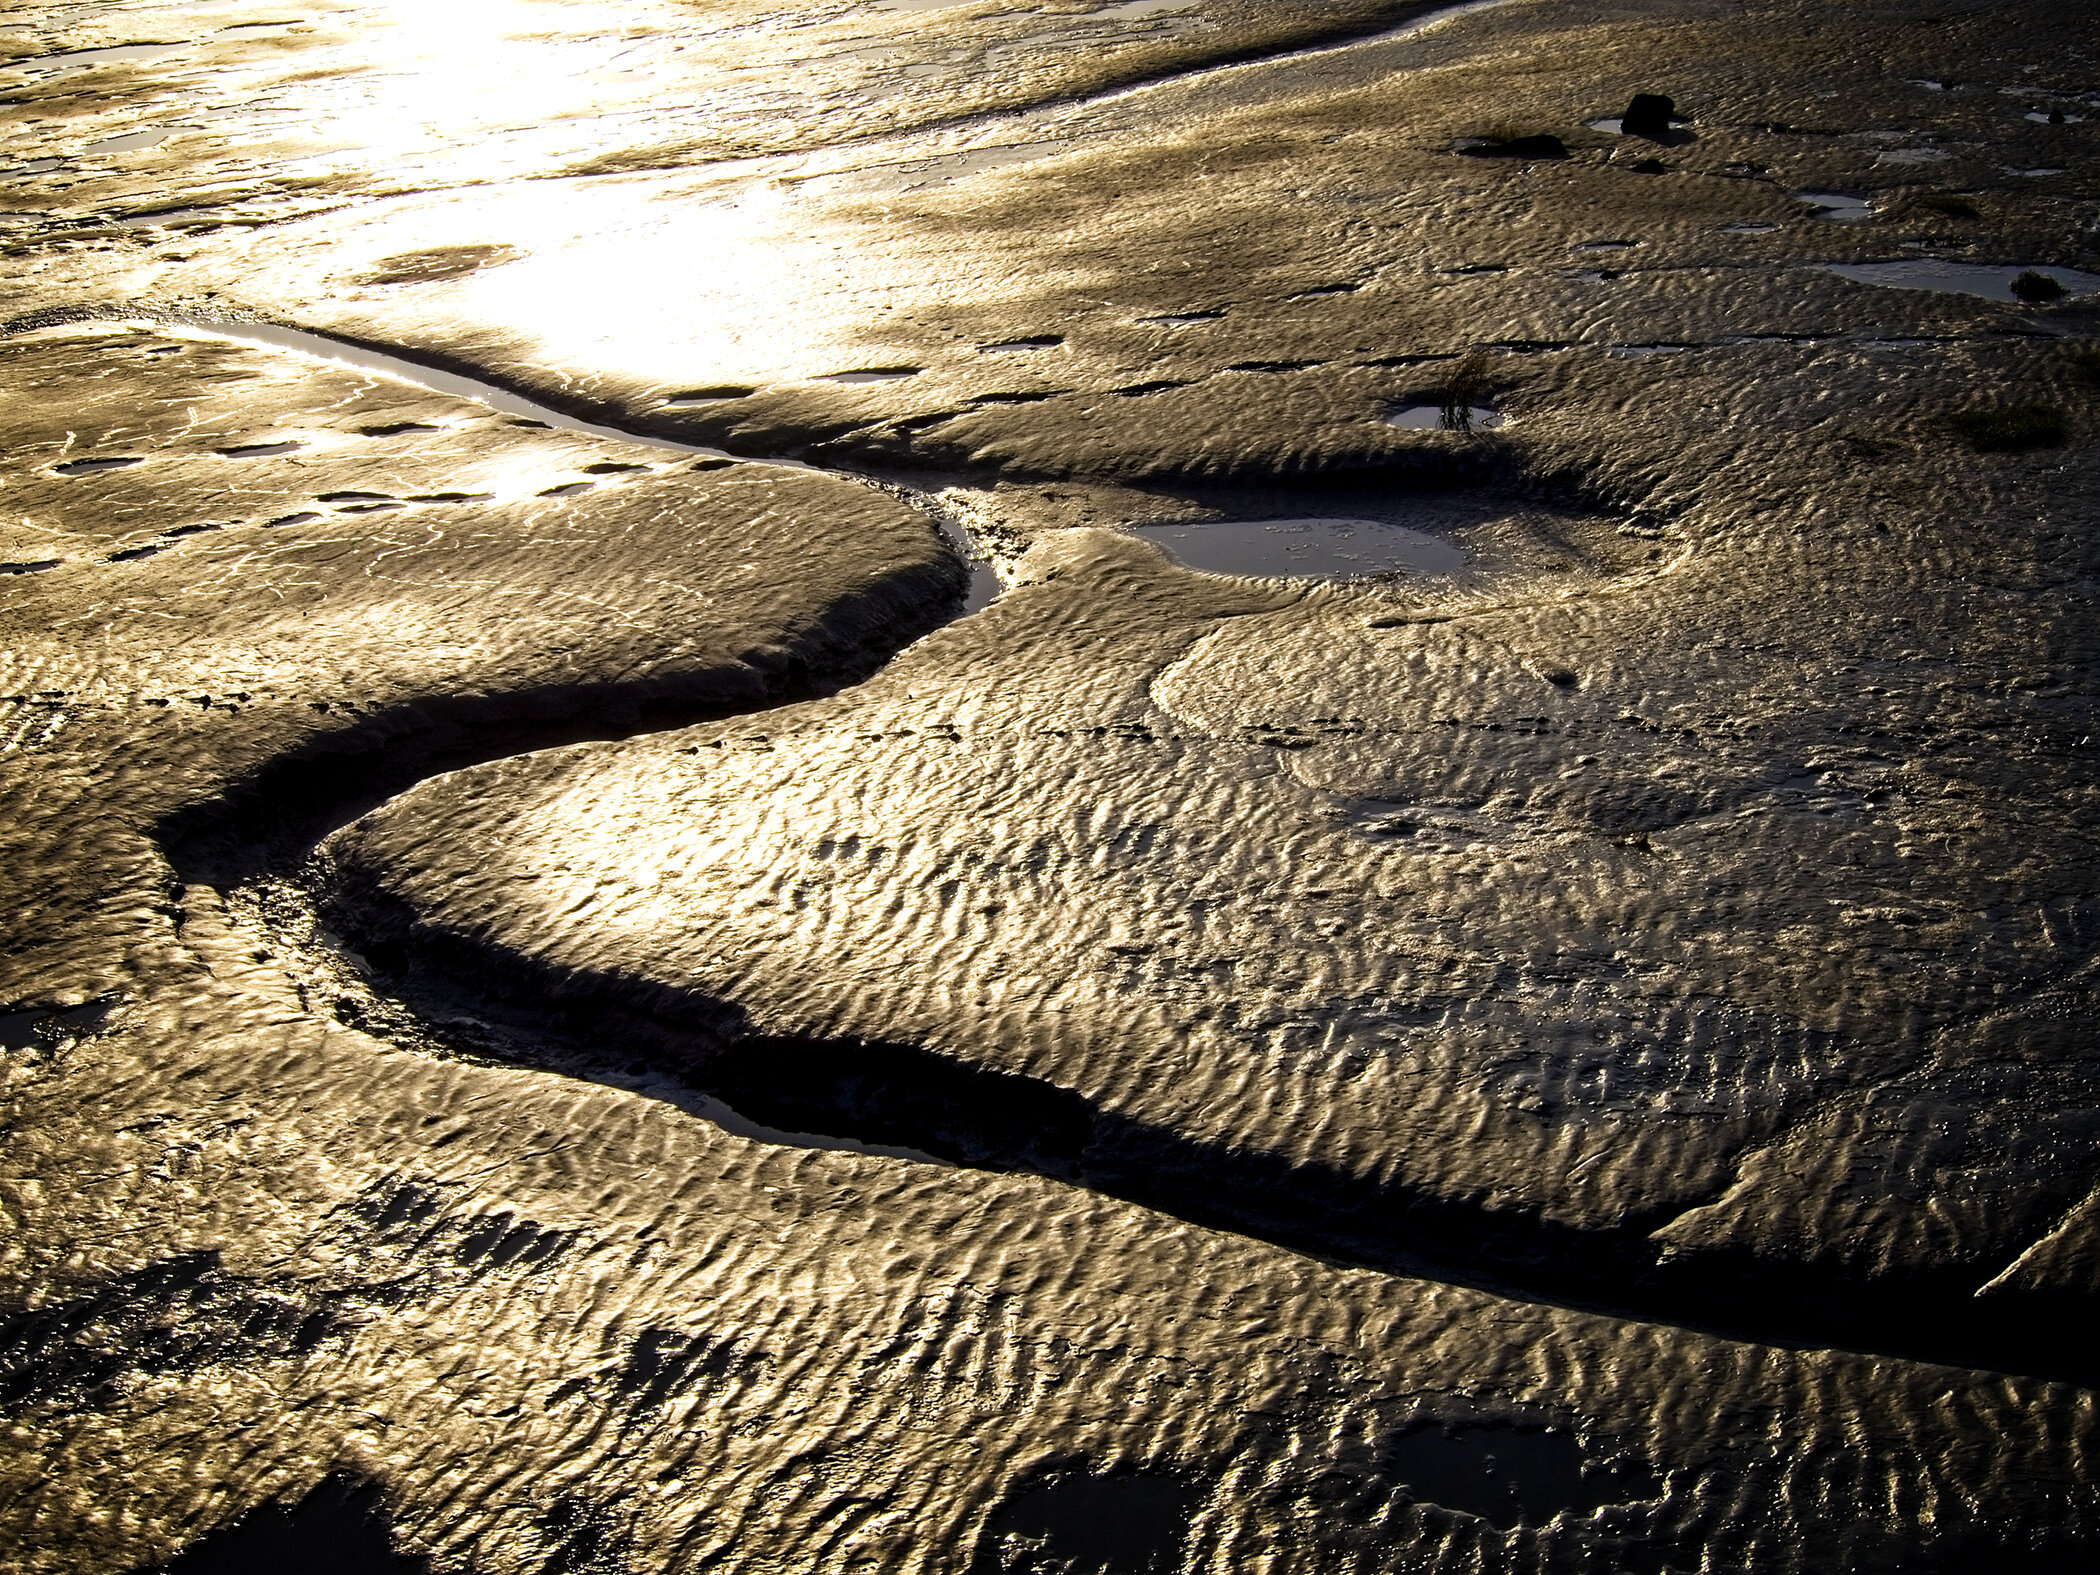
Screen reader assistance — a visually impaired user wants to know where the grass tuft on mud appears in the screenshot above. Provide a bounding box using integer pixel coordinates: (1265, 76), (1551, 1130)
(2011, 270), (2066, 304)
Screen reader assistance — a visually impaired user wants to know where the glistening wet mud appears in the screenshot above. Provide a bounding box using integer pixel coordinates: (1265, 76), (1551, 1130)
(103, 305), (2073, 1386)
(155, 596), (964, 891)
(11, 1), (2100, 1567)
(300, 866), (2100, 1386)
(13, 308), (1006, 610)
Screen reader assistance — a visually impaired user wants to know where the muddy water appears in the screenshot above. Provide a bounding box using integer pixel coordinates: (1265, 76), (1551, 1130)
(1821, 259), (2100, 302)
(1128, 515), (1469, 578)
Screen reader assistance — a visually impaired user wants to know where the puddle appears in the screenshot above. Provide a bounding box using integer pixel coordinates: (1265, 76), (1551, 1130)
(885, 140), (1072, 189)
(52, 456), (145, 475)
(219, 440), (305, 457)
(970, 1472), (1200, 1575)
(1388, 405), (1503, 431)
(3, 41), (189, 72)
(82, 128), (172, 154)
(1584, 117), (1623, 134)
(116, 206), (229, 229)
(1129, 517), (1467, 579)
(661, 385), (754, 406)
(1820, 260), (2100, 303)
(1379, 1422), (1656, 1530)
(632, 1080), (953, 1165)
(0, 998), (110, 1051)
(1795, 192), (1874, 222)
(816, 367), (920, 384)
(129, 315), (773, 461)
(1140, 310), (1226, 326)
(978, 336), (1063, 353)
(150, 1475), (426, 1575)
(1874, 147), (1948, 164)
(2006, 166), (2066, 178)
(1106, 473), (1609, 583)
(2026, 110), (2085, 124)
(1719, 222), (1779, 234)
(1571, 239), (1639, 252)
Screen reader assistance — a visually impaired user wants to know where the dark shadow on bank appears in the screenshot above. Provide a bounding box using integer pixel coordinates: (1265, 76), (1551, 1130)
(145, 1477), (427, 1575)
(312, 876), (2100, 1390)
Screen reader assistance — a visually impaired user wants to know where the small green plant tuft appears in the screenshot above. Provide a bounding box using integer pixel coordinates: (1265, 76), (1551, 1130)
(2070, 346), (2100, 385)
(1947, 404), (2067, 452)
(2011, 270), (2066, 304)
(1914, 193), (1981, 220)
(1440, 351), (1494, 432)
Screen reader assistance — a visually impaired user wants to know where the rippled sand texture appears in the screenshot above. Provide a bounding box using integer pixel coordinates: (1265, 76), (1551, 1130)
(4, 0), (2098, 1571)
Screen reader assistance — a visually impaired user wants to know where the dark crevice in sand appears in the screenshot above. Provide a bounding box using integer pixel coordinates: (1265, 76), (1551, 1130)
(297, 854), (2097, 1389)
(155, 576), (965, 893)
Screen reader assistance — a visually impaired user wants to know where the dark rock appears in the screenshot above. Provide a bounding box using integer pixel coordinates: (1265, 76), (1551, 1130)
(1630, 158), (1667, 174)
(1621, 93), (1677, 137)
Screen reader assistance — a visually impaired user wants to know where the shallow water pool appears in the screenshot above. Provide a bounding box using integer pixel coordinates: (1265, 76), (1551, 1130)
(1128, 516), (1467, 578)
(1821, 259), (2100, 302)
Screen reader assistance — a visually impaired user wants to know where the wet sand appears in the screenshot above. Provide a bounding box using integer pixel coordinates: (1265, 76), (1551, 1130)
(3, 1), (2098, 1571)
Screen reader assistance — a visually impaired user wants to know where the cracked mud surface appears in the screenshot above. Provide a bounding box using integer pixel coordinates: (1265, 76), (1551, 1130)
(3, 0), (2098, 1571)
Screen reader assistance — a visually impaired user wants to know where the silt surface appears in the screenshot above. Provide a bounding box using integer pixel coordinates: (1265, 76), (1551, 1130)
(2, 0), (2098, 1570)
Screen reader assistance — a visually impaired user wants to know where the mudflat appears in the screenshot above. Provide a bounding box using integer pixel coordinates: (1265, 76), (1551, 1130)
(2, 1), (2095, 1571)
